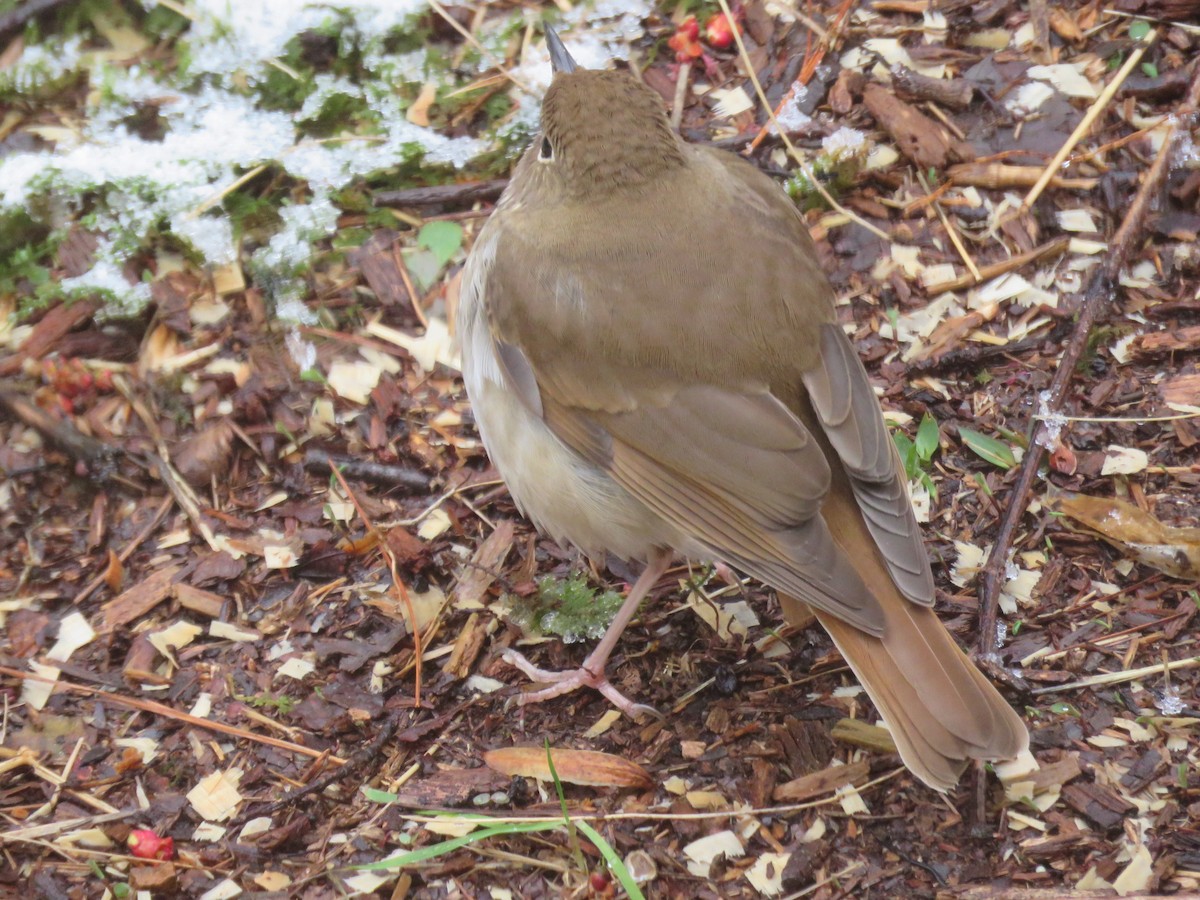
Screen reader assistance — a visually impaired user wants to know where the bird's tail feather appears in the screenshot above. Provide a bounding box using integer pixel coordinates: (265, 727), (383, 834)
(781, 593), (1028, 791)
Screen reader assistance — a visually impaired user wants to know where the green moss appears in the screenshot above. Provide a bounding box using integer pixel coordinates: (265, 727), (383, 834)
(508, 575), (627, 645)
(1079, 324), (1133, 372)
(141, 4), (189, 41)
(0, 215), (66, 313)
(258, 63), (319, 113)
(299, 89), (373, 137)
(785, 141), (867, 211)
(221, 173), (290, 241)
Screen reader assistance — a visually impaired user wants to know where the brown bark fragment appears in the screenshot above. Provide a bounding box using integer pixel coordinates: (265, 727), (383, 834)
(892, 64), (975, 110)
(863, 83), (974, 170)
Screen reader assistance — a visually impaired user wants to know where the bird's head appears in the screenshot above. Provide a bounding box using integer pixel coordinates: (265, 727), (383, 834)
(519, 27), (685, 200)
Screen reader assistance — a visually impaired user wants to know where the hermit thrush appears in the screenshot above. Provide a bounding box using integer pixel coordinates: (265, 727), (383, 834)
(457, 27), (1028, 790)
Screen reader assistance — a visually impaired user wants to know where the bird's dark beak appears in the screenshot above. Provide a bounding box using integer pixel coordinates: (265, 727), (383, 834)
(545, 25), (578, 74)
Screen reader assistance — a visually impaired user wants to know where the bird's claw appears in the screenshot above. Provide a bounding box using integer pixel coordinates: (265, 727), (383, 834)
(501, 649), (661, 721)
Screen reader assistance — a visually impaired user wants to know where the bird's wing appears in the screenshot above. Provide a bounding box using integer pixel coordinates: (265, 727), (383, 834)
(541, 381), (885, 633)
(800, 322), (935, 605)
(476, 155), (931, 629)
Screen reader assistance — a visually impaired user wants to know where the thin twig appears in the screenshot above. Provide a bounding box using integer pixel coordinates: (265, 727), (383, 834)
(917, 170), (981, 282)
(746, 0), (855, 153)
(0, 665), (347, 764)
(1021, 32), (1155, 211)
(670, 61), (690, 133)
(1030, 655), (1200, 695)
(395, 767), (906, 825)
(427, 0), (531, 94)
(71, 495), (174, 605)
(922, 236), (1070, 295)
(975, 67), (1200, 662)
(715, 0), (889, 242)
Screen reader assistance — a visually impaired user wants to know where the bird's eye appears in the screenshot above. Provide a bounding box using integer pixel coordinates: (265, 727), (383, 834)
(538, 137), (553, 161)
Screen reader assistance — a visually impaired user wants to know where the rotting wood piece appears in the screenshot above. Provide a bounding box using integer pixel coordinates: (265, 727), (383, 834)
(1133, 324), (1200, 358)
(1061, 780), (1137, 830)
(863, 83), (974, 170)
(893, 64), (974, 110)
(773, 759), (870, 802)
(375, 178), (508, 210)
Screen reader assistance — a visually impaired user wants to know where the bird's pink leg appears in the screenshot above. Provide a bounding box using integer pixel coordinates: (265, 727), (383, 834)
(503, 550), (672, 720)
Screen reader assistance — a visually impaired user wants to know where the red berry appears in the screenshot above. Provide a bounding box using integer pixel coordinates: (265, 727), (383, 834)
(704, 12), (738, 50)
(668, 16), (705, 62)
(128, 829), (175, 860)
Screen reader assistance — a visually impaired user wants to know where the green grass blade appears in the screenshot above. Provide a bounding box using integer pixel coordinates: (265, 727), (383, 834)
(575, 821), (646, 900)
(352, 820), (560, 871)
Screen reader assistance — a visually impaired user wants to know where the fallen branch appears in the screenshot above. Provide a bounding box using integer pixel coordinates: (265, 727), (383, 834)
(975, 66), (1200, 663)
(374, 178), (507, 210)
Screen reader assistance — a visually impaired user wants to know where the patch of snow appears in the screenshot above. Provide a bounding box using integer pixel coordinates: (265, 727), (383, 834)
(0, 35), (84, 93)
(822, 126), (867, 159)
(769, 84), (812, 135)
(59, 249), (152, 313)
(1155, 688), (1185, 716)
(1035, 390), (1067, 448)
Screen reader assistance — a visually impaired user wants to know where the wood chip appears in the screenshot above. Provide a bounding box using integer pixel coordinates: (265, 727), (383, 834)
(1062, 781), (1136, 830)
(453, 520), (514, 609)
(774, 760), (871, 803)
(98, 566), (183, 633)
(444, 611), (490, 678)
(1134, 324), (1200, 358)
(831, 718), (898, 754)
(174, 583), (226, 618)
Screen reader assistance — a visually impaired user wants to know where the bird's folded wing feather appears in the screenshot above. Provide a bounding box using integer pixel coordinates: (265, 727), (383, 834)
(801, 323), (936, 605)
(541, 385), (885, 633)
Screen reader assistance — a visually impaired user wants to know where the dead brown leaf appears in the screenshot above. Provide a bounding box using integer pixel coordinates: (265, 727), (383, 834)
(1046, 490), (1200, 578)
(173, 420), (235, 486)
(483, 746), (653, 790)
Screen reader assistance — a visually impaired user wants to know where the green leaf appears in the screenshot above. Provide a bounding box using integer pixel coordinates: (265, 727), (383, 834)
(914, 413), (940, 463)
(545, 739), (586, 874)
(974, 472), (992, 497)
(886, 306), (899, 332)
(994, 424), (1028, 448)
(363, 787), (397, 803)
(1141, 61), (1158, 78)
(404, 247), (442, 290)
(892, 432), (917, 480)
(417, 220), (464, 267)
(1128, 19), (1151, 40)
(918, 471), (937, 502)
(959, 427), (1016, 470)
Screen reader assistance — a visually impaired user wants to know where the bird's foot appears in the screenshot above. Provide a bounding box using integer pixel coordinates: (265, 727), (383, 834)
(501, 649), (660, 721)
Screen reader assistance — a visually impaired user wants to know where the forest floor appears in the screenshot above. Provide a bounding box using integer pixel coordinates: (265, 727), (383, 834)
(2, 0), (1200, 897)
